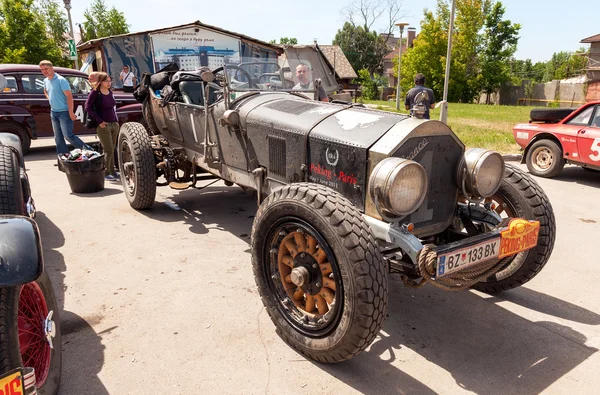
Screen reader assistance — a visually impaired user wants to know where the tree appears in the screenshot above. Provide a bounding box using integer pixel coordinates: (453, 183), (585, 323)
(342, 0), (407, 36)
(269, 37), (298, 45)
(37, 0), (70, 63)
(542, 49), (588, 81)
(0, 0), (64, 64)
(479, 2), (520, 103)
(81, 0), (129, 42)
(399, 0), (503, 103)
(397, 2), (448, 100)
(333, 21), (389, 75)
(449, 0), (490, 102)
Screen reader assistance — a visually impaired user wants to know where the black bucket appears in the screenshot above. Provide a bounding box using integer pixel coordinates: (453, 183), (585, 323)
(58, 154), (106, 193)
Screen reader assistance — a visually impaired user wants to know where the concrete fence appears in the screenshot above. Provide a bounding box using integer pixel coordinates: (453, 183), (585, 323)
(478, 80), (587, 107)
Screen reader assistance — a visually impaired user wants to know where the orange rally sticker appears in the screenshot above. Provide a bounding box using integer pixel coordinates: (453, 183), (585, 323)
(499, 219), (540, 259)
(0, 369), (24, 395)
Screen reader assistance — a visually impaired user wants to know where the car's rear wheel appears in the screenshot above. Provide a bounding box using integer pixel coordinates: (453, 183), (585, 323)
(252, 184), (388, 363)
(473, 164), (556, 292)
(0, 145), (61, 394)
(526, 139), (565, 178)
(118, 122), (156, 209)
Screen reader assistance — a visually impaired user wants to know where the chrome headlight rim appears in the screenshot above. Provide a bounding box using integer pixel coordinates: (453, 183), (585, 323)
(369, 157), (428, 217)
(458, 148), (505, 198)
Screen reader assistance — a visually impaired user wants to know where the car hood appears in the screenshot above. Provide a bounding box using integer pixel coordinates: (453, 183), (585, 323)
(239, 93), (408, 149)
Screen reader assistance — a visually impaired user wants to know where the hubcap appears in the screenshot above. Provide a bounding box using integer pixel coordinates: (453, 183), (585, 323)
(532, 147), (553, 171)
(290, 267), (310, 287)
(18, 282), (52, 388)
(267, 221), (343, 336)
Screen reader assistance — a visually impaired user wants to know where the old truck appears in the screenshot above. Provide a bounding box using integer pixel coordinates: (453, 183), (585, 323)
(117, 59), (556, 362)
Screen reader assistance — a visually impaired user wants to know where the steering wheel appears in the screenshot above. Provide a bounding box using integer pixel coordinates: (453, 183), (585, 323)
(224, 65), (259, 89)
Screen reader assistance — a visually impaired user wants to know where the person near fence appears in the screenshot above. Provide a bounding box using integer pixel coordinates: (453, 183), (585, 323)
(39, 60), (91, 155)
(405, 73), (436, 119)
(85, 72), (120, 181)
(119, 65), (136, 93)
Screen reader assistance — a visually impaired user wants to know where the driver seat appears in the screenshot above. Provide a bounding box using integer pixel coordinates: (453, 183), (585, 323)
(179, 81), (204, 106)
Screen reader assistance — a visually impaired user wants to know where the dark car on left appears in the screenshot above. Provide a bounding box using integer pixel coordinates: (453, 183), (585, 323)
(0, 64), (143, 153)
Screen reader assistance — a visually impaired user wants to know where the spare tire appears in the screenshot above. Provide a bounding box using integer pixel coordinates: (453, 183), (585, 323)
(530, 108), (575, 123)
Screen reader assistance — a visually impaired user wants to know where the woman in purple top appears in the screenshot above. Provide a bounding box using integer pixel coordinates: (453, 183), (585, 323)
(86, 72), (120, 181)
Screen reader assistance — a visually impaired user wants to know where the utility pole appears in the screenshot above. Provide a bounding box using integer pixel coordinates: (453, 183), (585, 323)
(439, 0), (456, 124)
(395, 22), (409, 111)
(63, 0), (79, 69)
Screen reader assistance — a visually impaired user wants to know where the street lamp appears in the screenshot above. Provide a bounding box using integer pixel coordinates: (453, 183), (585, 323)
(439, 0), (456, 124)
(395, 22), (409, 111)
(63, 0), (78, 69)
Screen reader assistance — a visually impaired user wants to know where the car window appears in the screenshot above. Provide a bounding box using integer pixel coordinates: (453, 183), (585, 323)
(0, 74), (18, 93)
(566, 106), (594, 126)
(64, 75), (92, 95)
(21, 74), (46, 94)
(591, 106), (600, 128)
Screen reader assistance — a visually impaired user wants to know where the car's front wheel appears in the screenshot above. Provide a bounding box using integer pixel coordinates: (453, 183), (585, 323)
(118, 122), (156, 209)
(526, 139), (565, 178)
(251, 183), (388, 363)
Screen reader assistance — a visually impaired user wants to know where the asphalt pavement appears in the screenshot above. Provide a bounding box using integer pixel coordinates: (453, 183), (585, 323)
(25, 138), (600, 394)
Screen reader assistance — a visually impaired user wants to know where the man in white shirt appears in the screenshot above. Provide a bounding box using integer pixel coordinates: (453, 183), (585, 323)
(119, 65), (136, 93)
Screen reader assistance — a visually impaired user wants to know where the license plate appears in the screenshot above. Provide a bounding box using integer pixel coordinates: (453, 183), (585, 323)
(436, 238), (500, 278)
(435, 218), (540, 278)
(0, 369), (24, 394)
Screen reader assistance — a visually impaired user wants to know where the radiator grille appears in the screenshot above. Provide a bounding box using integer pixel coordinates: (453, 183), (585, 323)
(268, 135), (287, 177)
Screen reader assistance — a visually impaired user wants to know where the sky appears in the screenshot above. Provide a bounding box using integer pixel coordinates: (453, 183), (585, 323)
(68, 0), (598, 63)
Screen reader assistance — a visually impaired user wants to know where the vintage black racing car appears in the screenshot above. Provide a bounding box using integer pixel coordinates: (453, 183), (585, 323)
(119, 59), (556, 363)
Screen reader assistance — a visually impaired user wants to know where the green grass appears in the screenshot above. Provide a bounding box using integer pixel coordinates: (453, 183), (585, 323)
(364, 101), (534, 154)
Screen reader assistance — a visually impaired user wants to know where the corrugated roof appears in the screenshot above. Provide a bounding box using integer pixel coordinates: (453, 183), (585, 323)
(581, 34), (600, 43)
(76, 21), (280, 53)
(318, 45), (358, 79)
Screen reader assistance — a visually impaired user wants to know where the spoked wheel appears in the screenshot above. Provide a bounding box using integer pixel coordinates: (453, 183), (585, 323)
(472, 164), (556, 292)
(268, 222), (342, 336)
(1, 272), (62, 395)
(252, 183), (388, 363)
(118, 122), (156, 209)
(18, 278), (54, 388)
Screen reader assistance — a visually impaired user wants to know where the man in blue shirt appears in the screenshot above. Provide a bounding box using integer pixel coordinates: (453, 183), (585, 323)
(405, 73), (436, 119)
(39, 60), (89, 154)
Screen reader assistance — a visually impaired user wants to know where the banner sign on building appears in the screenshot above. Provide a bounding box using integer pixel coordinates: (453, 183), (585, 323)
(103, 35), (155, 89)
(150, 27), (241, 72)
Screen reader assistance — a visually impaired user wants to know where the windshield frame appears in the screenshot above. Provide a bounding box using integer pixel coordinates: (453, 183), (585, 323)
(222, 59), (318, 95)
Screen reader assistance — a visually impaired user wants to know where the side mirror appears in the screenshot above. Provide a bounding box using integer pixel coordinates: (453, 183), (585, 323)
(0, 216), (43, 287)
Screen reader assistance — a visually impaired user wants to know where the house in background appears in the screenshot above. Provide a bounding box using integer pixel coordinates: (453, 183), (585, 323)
(381, 27), (416, 88)
(318, 45), (358, 90)
(581, 33), (600, 101)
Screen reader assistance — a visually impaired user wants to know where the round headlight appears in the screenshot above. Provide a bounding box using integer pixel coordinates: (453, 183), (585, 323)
(369, 157), (428, 217)
(458, 148), (505, 197)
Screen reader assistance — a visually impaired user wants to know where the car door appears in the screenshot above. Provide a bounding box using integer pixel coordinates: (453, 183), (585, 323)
(577, 104), (600, 165)
(19, 73), (53, 138)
